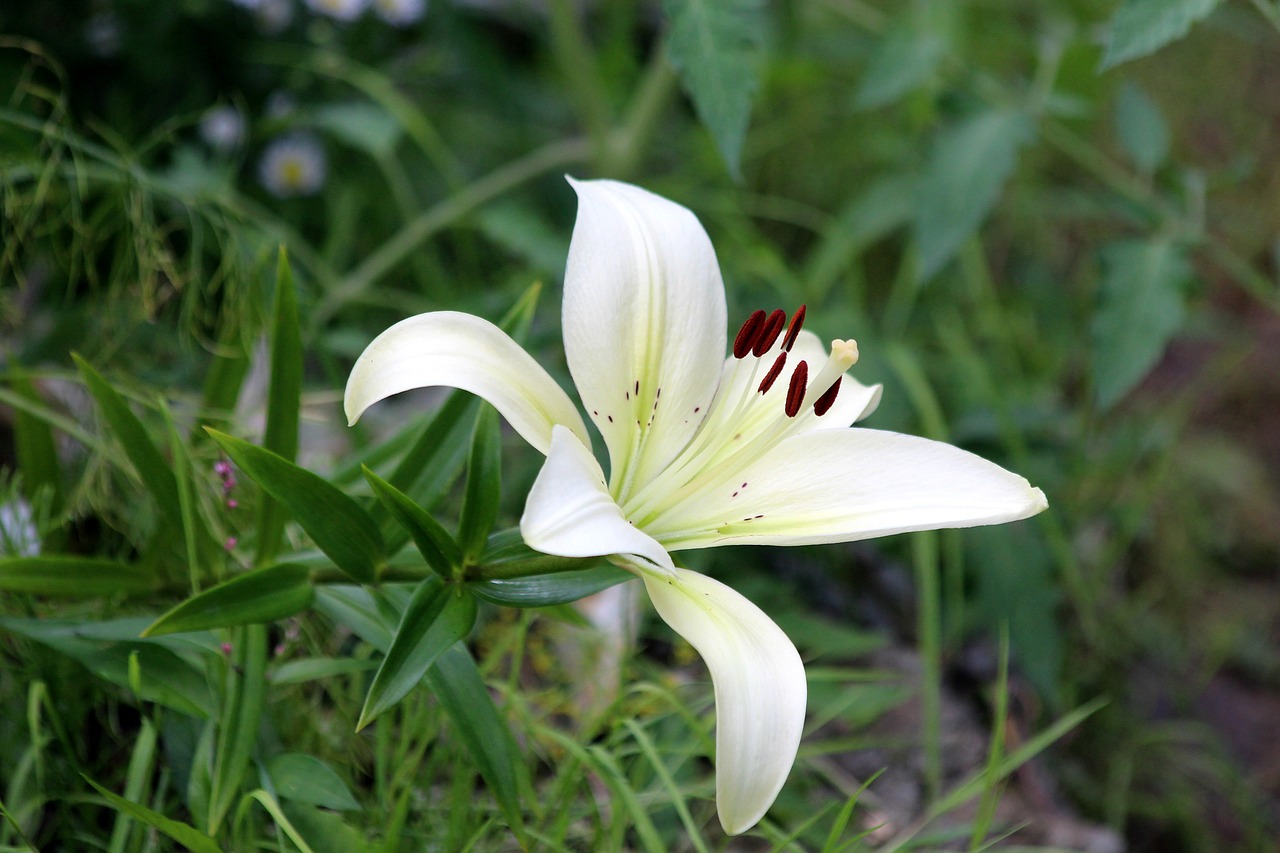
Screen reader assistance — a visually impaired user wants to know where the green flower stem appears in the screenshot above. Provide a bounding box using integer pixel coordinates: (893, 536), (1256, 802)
(308, 136), (592, 332)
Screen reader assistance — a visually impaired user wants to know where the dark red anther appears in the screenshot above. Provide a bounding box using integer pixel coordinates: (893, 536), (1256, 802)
(757, 352), (787, 393)
(752, 309), (787, 356)
(784, 360), (808, 417)
(733, 310), (766, 359)
(781, 305), (807, 352)
(813, 377), (842, 416)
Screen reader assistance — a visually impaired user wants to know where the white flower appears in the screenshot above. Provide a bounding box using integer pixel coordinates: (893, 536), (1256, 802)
(304, 0), (369, 21)
(0, 499), (39, 558)
(257, 134), (327, 198)
(256, 0), (296, 32)
(345, 179), (1048, 834)
(199, 106), (246, 153)
(373, 0), (426, 25)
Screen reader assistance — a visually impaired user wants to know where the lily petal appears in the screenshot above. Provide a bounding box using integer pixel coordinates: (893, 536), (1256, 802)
(520, 425), (675, 576)
(647, 429), (1048, 549)
(344, 311), (590, 456)
(641, 568), (806, 835)
(563, 179), (727, 498)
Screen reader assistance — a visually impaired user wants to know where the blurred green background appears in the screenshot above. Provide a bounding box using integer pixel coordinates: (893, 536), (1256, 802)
(2, 0), (1279, 850)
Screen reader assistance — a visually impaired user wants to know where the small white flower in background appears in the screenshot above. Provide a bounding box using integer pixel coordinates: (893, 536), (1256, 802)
(84, 12), (122, 57)
(374, 0), (426, 25)
(199, 106), (247, 153)
(0, 499), (40, 558)
(228, 0), (264, 8)
(305, 0), (369, 21)
(347, 179), (1048, 835)
(256, 0), (297, 32)
(258, 134), (326, 198)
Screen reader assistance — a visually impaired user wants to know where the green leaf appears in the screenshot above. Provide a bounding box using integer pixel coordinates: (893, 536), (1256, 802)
(914, 110), (1031, 282)
(363, 466), (460, 580)
(1114, 81), (1169, 174)
(468, 566), (631, 608)
(200, 315), (252, 432)
(143, 564), (314, 636)
(74, 354), (182, 530)
(208, 429), (384, 584)
(11, 373), (64, 516)
(358, 579), (477, 730)
(663, 0), (766, 178)
(208, 624), (268, 834)
(0, 617), (217, 716)
(311, 102), (402, 158)
(804, 173), (917, 297)
(272, 657), (379, 685)
(279, 802), (369, 853)
(854, 15), (946, 110)
(257, 247), (304, 565)
(1091, 238), (1193, 409)
(0, 556), (154, 597)
(1101, 0), (1222, 69)
(425, 644), (528, 839)
(457, 406), (501, 562)
(266, 753), (360, 811)
(83, 777), (223, 853)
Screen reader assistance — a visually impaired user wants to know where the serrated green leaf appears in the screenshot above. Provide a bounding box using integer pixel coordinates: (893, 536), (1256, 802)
(208, 624), (268, 834)
(0, 556), (154, 597)
(914, 110), (1032, 281)
(854, 16), (946, 110)
(663, 0), (765, 178)
(457, 406), (501, 561)
(363, 466), (459, 579)
(257, 248), (303, 565)
(208, 429), (383, 584)
(468, 566), (631, 608)
(84, 777), (223, 853)
(1114, 81), (1169, 174)
(266, 753), (360, 811)
(1101, 0), (1222, 69)
(1092, 239), (1193, 409)
(425, 644), (527, 839)
(358, 579), (477, 730)
(143, 564), (313, 636)
(74, 354), (182, 530)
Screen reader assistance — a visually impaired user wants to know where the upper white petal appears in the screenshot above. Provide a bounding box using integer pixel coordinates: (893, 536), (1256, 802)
(646, 428), (1048, 549)
(640, 568), (806, 835)
(562, 179), (727, 499)
(344, 311), (590, 456)
(520, 425), (674, 577)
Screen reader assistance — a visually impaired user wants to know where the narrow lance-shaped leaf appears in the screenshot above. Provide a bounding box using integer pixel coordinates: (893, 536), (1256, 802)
(425, 643), (528, 840)
(208, 429), (384, 584)
(143, 564), (314, 637)
(457, 405), (501, 562)
(468, 565), (631, 608)
(663, 0), (766, 179)
(363, 466), (460, 579)
(0, 557), (154, 597)
(257, 248), (303, 564)
(74, 354), (183, 530)
(357, 579), (477, 730)
(208, 624), (268, 835)
(83, 776), (223, 853)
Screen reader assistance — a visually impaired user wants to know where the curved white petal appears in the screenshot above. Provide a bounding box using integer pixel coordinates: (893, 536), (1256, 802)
(344, 311), (590, 456)
(646, 429), (1048, 549)
(563, 179), (727, 498)
(640, 568), (806, 835)
(520, 426), (674, 577)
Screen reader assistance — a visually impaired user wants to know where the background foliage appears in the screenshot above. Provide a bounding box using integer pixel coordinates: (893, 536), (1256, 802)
(2, 0), (1279, 850)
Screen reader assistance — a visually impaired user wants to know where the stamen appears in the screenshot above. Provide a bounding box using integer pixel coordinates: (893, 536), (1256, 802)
(757, 352), (787, 393)
(813, 377), (842, 416)
(752, 309), (787, 357)
(781, 305), (807, 352)
(784, 360), (808, 417)
(733, 310), (766, 359)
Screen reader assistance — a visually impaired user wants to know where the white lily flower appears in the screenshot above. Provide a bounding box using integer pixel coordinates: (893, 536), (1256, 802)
(345, 179), (1048, 834)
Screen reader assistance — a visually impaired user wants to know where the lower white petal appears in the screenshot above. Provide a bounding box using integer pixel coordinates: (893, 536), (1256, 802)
(647, 428), (1048, 549)
(344, 311), (590, 456)
(641, 568), (806, 835)
(520, 426), (674, 576)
